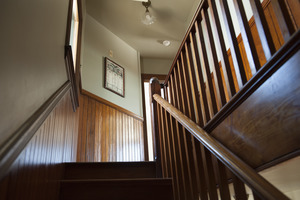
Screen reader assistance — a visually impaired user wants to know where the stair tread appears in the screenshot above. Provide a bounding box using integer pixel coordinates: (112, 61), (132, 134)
(64, 161), (156, 166)
(61, 178), (172, 183)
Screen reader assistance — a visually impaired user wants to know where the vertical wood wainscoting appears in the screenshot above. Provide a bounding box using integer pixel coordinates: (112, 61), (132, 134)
(77, 90), (144, 162)
(0, 90), (79, 200)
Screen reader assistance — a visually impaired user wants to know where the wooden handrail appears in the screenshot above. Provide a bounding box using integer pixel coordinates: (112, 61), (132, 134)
(153, 93), (289, 200)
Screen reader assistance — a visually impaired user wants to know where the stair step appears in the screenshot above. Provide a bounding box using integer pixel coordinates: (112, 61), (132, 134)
(60, 178), (174, 200)
(63, 161), (156, 180)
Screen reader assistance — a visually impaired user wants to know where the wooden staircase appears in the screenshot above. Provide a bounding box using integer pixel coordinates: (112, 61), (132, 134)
(59, 162), (174, 200)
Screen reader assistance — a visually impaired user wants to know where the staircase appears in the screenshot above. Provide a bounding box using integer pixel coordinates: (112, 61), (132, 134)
(59, 162), (174, 200)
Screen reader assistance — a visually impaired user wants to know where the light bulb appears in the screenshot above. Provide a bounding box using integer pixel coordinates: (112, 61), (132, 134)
(142, 9), (155, 25)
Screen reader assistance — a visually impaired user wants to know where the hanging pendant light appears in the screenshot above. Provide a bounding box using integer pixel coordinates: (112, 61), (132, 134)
(142, 0), (155, 25)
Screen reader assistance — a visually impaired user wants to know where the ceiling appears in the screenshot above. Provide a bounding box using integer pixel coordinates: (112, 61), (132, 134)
(85, 0), (201, 59)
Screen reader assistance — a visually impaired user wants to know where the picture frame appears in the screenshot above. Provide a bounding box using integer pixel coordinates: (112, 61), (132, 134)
(104, 57), (125, 97)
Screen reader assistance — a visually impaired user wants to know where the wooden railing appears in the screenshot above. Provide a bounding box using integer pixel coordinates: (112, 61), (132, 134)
(151, 84), (289, 199)
(149, 0), (299, 199)
(163, 0), (298, 128)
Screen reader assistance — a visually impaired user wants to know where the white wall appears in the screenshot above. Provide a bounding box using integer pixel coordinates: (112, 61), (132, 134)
(141, 58), (172, 75)
(81, 14), (143, 116)
(0, 0), (69, 147)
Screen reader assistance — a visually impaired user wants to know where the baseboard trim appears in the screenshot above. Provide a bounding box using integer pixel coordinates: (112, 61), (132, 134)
(81, 90), (143, 121)
(255, 150), (300, 172)
(0, 81), (71, 181)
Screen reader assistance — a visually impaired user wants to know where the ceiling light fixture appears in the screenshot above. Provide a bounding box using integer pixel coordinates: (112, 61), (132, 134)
(142, 0), (155, 25)
(163, 40), (171, 47)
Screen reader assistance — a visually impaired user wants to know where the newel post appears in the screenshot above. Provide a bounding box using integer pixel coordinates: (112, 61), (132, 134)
(150, 77), (162, 177)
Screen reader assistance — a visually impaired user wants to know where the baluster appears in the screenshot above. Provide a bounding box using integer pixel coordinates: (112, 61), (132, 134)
(232, 174), (248, 200)
(250, 0), (276, 60)
(179, 53), (201, 199)
(175, 62), (196, 200)
(169, 77), (183, 199)
(193, 139), (209, 200)
(201, 7), (227, 107)
(149, 78), (162, 177)
(161, 84), (171, 177)
(164, 111), (179, 200)
(191, 24), (211, 123)
(159, 104), (168, 178)
(219, 0), (248, 87)
(181, 51), (196, 120)
(165, 81), (175, 180)
(195, 18), (218, 116)
(169, 74), (186, 200)
(271, 0), (296, 42)
(173, 67), (190, 200)
(233, 0), (261, 74)
(186, 41), (209, 199)
(161, 107), (171, 179)
(201, 145), (218, 199)
(160, 103), (171, 178)
(207, 0), (236, 97)
(164, 85), (168, 101)
(173, 66), (183, 112)
(186, 39), (204, 127)
(252, 190), (263, 200)
(170, 116), (186, 200)
(156, 104), (165, 176)
(213, 157), (231, 200)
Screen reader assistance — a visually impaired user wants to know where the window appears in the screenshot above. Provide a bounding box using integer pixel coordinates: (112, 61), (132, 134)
(141, 74), (166, 161)
(69, 0), (79, 70)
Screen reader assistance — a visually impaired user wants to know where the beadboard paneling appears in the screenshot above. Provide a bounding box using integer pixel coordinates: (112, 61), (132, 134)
(0, 90), (79, 200)
(77, 93), (144, 162)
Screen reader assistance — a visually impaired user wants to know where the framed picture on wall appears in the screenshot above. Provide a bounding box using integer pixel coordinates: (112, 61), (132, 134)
(104, 57), (125, 97)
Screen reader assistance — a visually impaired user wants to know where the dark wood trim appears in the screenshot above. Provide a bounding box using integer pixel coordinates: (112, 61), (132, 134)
(204, 30), (300, 133)
(65, 0), (73, 47)
(141, 75), (149, 161)
(255, 150), (300, 172)
(150, 78), (163, 177)
(65, 45), (79, 111)
(0, 81), (71, 181)
(81, 89), (143, 121)
(141, 74), (167, 82)
(65, 0), (82, 111)
(76, 0), (83, 94)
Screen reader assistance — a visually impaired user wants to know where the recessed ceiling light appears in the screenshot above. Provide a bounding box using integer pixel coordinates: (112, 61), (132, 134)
(163, 40), (171, 47)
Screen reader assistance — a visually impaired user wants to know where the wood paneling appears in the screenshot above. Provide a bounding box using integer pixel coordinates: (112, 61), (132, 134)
(77, 92), (144, 162)
(262, 0), (285, 49)
(285, 0), (300, 29)
(0, 90), (79, 200)
(211, 50), (300, 169)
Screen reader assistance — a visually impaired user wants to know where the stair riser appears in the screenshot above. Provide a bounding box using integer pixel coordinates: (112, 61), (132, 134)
(60, 180), (173, 200)
(64, 162), (156, 179)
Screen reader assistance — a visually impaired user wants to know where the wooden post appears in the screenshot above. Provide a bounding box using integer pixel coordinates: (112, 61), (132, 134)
(150, 77), (162, 177)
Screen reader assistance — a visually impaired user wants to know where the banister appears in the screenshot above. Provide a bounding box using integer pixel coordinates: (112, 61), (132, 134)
(153, 93), (289, 200)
